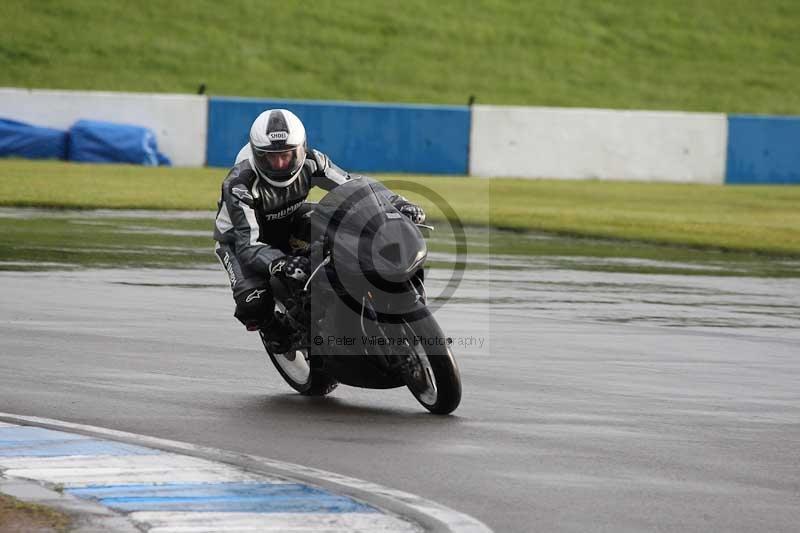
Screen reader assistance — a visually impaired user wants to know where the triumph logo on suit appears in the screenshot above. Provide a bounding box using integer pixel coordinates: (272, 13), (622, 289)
(263, 200), (303, 221)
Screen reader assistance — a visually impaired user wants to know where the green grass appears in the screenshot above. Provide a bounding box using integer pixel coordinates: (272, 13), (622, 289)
(485, 179), (800, 256)
(2, 0), (800, 114)
(1, 160), (799, 256)
(0, 160), (223, 210)
(0, 493), (71, 532)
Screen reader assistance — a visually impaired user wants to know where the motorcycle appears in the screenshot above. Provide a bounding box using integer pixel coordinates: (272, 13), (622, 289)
(259, 177), (462, 415)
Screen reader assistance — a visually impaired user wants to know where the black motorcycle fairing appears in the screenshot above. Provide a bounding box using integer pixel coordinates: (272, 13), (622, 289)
(270, 176), (436, 389)
(306, 177), (431, 324)
(311, 177), (427, 278)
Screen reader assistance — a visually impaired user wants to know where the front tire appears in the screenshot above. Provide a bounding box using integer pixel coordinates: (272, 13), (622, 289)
(399, 316), (461, 415)
(259, 331), (338, 396)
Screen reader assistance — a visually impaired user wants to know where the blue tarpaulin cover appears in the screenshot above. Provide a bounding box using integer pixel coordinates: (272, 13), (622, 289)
(68, 119), (171, 166)
(0, 118), (68, 160)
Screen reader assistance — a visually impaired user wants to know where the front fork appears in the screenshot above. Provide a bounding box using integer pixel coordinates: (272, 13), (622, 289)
(357, 275), (426, 375)
(307, 266), (427, 373)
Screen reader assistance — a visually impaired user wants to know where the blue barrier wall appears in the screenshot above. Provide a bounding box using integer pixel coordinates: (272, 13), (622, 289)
(206, 97), (470, 174)
(726, 115), (800, 184)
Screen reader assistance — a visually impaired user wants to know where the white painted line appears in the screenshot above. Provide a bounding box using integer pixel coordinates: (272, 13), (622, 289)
(132, 511), (420, 533)
(0, 413), (492, 533)
(0, 454), (284, 486)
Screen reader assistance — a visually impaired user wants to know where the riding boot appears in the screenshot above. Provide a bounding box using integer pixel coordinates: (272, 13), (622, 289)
(261, 315), (295, 354)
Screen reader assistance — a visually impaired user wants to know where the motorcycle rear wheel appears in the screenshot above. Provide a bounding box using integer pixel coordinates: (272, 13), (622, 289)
(259, 331), (338, 396)
(398, 316), (462, 415)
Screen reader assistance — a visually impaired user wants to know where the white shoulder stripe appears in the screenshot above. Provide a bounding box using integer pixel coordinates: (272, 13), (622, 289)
(242, 204), (261, 245)
(215, 203), (234, 233)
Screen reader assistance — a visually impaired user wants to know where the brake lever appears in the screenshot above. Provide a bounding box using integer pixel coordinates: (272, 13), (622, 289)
(303, 255), (331, 292)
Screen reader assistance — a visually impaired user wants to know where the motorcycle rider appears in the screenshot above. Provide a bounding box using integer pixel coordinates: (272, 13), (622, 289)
(213, 108), (426, 351)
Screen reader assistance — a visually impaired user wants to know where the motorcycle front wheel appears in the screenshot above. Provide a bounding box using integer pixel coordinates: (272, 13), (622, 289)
(397, 315), (462, 415)
(259, 331), (338, 396)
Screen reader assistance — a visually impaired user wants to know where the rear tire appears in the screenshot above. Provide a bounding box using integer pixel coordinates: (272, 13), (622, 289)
(398, 316), (461, 415)
(259, 331), (338, 396)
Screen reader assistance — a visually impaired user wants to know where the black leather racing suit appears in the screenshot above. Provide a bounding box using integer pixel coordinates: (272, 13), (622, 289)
(213, 146), (412, 327)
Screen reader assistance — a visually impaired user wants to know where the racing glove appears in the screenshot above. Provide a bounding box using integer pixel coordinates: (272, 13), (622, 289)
(397, 203), (426, 225)
(269, 254), (311, 284)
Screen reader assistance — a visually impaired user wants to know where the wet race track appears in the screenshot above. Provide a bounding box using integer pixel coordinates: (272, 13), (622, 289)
(1, 209), (799, 532)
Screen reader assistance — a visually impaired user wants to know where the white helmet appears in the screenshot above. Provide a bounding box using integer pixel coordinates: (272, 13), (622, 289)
(249, 109), (307, 187)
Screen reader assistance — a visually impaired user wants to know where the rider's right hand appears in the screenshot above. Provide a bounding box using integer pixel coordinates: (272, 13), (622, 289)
(269, 254), (310, 283)
(398, 203), (426, 225)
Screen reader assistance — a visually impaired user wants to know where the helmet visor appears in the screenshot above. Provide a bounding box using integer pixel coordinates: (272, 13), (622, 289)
(252, 144), (306, 181)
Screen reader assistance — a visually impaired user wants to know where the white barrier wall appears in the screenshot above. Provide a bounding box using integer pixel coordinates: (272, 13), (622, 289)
(470, 105), (728, 183)
(0, 88), (207, 166)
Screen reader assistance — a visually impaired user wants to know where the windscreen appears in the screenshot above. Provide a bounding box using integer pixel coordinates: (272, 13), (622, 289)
(311, 176), (395, 239)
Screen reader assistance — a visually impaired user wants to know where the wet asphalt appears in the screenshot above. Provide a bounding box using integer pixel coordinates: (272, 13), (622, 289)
(1, 264), (799, 532)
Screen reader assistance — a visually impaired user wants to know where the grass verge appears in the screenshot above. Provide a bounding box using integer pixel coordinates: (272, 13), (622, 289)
(1, 160), (798, 256)
(2, 1), (800, 114)
(0, 493), (71, 532)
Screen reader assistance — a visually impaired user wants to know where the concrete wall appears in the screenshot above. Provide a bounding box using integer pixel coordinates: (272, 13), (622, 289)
(0, 88), (207, 166)
(206, 97), (470, 174)
(2, 87), (798, 184)
(470, 105), (728, 183)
